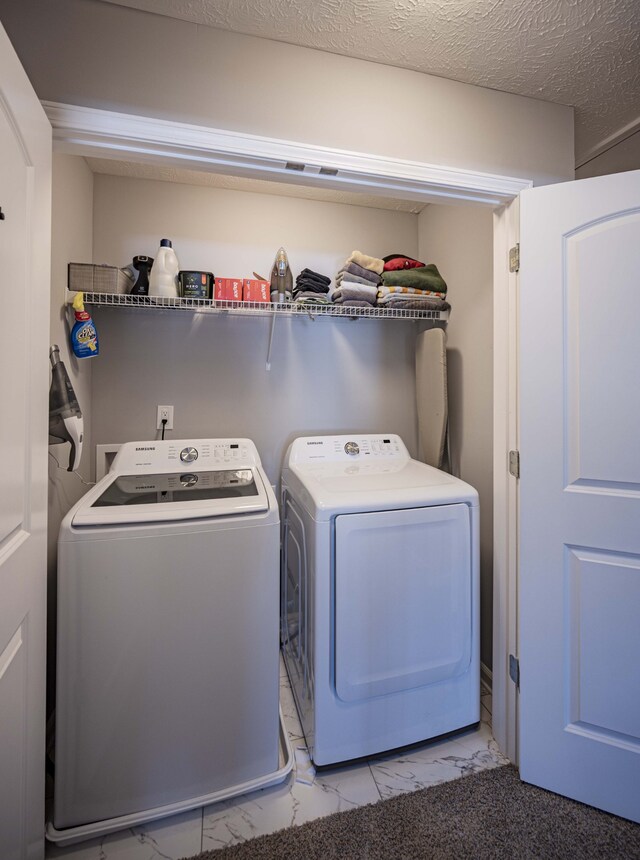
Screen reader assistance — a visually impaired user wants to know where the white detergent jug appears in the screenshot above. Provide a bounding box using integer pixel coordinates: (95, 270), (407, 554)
(149, 239), (179, 298)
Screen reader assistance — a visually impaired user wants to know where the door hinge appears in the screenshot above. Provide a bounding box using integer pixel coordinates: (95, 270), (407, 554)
(509, 243), (520, 273)
(508, 449), (520, 479)
(509, 654), (520, 689)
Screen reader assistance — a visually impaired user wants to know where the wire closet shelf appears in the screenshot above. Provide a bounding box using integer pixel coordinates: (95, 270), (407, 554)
(82, 293), (449, 322)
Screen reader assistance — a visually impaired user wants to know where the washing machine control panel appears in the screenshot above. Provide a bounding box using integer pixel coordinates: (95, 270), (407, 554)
(110, 439), (260, 472)
(291, 434), (408, 463)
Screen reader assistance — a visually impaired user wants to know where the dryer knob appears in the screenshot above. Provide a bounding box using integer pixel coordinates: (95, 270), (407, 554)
(180, 446), (199, 463)
(344, 441), (360, 456)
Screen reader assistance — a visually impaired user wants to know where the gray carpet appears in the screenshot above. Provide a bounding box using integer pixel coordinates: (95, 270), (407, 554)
(184, 765), (640, 860)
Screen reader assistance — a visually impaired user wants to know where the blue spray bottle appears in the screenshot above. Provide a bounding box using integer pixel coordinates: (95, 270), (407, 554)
(70, 292), (99, 358)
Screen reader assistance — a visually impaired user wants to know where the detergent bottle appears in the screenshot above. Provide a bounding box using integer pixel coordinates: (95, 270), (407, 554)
(149, 239), (180, 298)
(70, 292), (99, 358)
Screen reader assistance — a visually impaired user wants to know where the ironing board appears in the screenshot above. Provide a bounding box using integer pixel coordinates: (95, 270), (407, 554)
(416, 328), (448, 468)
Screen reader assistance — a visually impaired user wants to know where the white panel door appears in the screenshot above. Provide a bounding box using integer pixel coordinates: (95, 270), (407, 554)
(0, 22), (51, 860)
(519, 170), (640, 822)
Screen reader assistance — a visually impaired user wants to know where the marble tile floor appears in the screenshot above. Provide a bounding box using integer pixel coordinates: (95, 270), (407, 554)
(46, 662), (505, 860)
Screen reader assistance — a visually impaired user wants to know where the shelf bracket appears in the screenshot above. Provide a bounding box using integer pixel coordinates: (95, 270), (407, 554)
(265, 311), (277, 371)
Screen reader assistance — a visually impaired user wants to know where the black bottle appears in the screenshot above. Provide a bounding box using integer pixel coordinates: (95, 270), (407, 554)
(130, 255), (154, 296)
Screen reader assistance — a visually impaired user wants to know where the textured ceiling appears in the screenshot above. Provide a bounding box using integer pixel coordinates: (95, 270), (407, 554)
(100, 0), (640, 165)
(85, 158), (427, 212)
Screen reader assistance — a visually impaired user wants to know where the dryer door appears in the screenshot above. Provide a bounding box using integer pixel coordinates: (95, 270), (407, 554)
(334, 504), (471, 702)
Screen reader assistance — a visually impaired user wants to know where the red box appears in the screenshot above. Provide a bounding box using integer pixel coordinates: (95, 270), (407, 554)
(214, 278), (243, 301)
(228, 279), (243, 300)
(243, 279), (270, 302)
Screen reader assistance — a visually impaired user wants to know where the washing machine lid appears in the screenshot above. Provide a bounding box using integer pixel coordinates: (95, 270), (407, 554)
(72, 438), (271, 526)
(285, 434), (478, 520)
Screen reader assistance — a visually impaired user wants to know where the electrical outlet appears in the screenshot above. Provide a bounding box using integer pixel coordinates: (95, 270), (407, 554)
(156, 405), (174, 430)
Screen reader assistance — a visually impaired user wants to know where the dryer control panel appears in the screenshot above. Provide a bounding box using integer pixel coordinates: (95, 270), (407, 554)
(289, 434), (409, 463)
(110, 438), (260, 473)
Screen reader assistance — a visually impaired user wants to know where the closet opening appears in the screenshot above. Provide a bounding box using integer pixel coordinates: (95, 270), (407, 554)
(48, 106), (524, 765)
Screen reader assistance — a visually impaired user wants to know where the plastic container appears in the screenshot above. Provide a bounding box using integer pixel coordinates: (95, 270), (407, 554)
(179, 270), (214, 299)
(70, 292), (99, 358)
(149, 239), (179, 298)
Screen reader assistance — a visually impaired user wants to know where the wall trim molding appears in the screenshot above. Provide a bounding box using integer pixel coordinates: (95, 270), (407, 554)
(576, 114), (640, 169)
(42, 101), (531, 207)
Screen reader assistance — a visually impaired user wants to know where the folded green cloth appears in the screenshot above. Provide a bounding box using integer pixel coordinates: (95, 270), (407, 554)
(381, 264), (447, 294)
(381, 297), (450, 312)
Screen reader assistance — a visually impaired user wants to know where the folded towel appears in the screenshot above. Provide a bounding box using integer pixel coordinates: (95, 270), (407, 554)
(294, 290), (331, 303)
(332, 286), (377, 304)
(346, 250), (384, 275)
(380, 264), (447, 293)
(293, 281), (330, 294)
(338, 262), (381, 285)
(333, 283), (377, 299)
(293, 278), (329, 293)
(380, 297), (451, 312)
(297, 268), (331, 286)
(377, 285), (447, 301)
(336, 272), (381, 288)
(382, 253), (425, 272)
(377, 294), (447, 307)
(295, 295), (331, 305)
(332, 299), (373, 308)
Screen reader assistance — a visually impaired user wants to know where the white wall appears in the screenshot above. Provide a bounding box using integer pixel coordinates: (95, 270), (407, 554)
(0, 0), (574, 185)
(418, 203), (494, 669)
(91, 174), (421, 483)
(47, 153), (93, 708)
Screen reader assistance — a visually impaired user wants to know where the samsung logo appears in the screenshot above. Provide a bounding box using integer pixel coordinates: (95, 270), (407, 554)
(135, 446), (156, 451)
(306, 441), (323, 446)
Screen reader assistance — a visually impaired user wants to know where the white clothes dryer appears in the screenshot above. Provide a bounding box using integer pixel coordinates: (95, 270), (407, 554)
(280, 434), (480, 766)
(50, 438), (288, 843)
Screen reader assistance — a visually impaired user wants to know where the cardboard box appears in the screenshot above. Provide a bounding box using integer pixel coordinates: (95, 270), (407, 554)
(243, 279), (270, 302)
(229, 279), (244, 300)
(214, 278), (243, 301)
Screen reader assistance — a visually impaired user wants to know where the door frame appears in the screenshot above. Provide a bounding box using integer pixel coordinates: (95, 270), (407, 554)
(492, 197), (520, 762)
(44, 100), (527, 761)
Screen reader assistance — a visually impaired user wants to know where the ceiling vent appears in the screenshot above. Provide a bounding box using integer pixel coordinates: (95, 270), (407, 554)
(319, 167), (339, 176)
(285, 161), (305, 171)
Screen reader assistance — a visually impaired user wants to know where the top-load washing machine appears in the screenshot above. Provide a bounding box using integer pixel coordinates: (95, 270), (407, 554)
(50, 438), (288, 844)
(280, 434), (479, 766)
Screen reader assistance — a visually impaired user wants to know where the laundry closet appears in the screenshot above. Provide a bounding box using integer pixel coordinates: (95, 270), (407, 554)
(50, 151), (496, 672)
